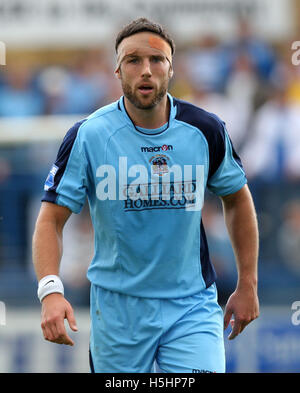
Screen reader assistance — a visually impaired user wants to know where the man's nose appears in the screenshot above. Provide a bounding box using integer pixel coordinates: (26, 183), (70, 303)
(141, 59), (152, 77)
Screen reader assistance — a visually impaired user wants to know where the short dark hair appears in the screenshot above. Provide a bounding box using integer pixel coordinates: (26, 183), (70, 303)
(115, 17), (175, 56)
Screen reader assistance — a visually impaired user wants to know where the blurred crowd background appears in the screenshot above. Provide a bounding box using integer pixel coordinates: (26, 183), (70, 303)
(0, 0), (300, 373)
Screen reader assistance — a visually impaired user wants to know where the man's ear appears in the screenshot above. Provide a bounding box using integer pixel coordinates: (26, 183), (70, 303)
(115, 67), (121, 79)
(169, 66), (174, 79)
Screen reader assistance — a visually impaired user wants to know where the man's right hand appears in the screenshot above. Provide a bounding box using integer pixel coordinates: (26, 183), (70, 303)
(41, 293), (78, 346)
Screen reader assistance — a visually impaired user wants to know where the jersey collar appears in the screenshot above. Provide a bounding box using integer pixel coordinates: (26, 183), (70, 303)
(118, 93), (177, 136)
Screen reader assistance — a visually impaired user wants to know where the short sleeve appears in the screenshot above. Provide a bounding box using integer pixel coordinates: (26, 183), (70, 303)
(207, 127), (247, 196)
(42, 120), (88, 213)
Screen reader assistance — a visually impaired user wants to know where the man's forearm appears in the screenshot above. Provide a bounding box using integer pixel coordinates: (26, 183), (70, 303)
(32, 202), (71, 281)
(32, 218), (63, 281)
(221, 185), (259, 339)
(32, 203), (76, 346)
(221, 185), (259, 288)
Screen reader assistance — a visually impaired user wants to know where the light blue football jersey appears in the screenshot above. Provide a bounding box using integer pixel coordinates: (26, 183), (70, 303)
(42, 93), (247, 298)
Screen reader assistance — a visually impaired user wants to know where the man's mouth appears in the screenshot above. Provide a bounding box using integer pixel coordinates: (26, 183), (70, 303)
(138, 84), (154, 95)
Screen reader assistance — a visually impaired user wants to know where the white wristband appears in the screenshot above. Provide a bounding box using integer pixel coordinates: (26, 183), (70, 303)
(37, 275), (64, 303)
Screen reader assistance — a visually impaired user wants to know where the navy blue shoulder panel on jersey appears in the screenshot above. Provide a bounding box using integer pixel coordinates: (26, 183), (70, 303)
(173, 97), (226, 180)
(41, 119), (87, 204)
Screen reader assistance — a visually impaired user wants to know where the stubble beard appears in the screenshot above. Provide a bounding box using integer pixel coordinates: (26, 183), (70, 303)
(121, 76), (169, 110)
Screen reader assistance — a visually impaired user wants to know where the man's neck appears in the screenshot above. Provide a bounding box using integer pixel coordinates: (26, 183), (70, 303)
(124, 95), (170, 129)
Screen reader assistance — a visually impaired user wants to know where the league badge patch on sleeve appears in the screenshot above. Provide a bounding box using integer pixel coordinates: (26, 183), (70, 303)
(44, 164), (59, 191)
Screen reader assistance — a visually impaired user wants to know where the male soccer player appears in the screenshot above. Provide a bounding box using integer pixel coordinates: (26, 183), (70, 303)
(32, 18), (259, 373)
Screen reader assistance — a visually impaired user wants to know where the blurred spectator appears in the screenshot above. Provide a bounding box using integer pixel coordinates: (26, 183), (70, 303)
(277, 55), (300, 106)
(286, 66), (300, 105)
(226, 52), (259, 105)
(225, 51), (260, 143)
(227, 19), (276, 81)
(38, 50), (113, 115)
(188, 84), (249, 150)
(241, 80), (300, 183)
(185, 35), (231, 93)
(278, 199), (300, 276)
(169, 53), (194, 100)
(0, 65), (45, 117)
(37, 66), (71, 115)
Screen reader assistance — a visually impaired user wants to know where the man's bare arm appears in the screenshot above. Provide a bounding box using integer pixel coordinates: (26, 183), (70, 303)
(32, 202), (77, 346)
(33, 202), (71, 279)
(220, 184), (259, 340)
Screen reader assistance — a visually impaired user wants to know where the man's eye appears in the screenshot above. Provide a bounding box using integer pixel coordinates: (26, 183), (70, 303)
(152, 57), (164, 63)
(128, 58), (139, 64)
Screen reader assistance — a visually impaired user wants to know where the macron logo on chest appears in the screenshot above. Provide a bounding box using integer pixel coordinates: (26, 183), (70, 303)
(141, 145), (173, 153)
